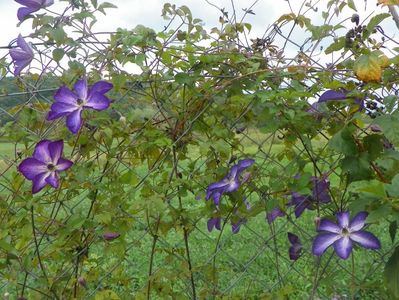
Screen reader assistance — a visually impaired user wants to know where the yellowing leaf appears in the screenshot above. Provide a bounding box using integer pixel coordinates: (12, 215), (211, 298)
(354, 51), (389, 82)
(378, 0), (399, 5)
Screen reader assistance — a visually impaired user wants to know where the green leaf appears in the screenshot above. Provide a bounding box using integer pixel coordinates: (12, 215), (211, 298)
(386, 174), (399, 197)
(328, 126), (357, 155)
(385, 246), (399, 299)
(374, 111), (399, 145)
(175, 73), (193, 85)
(120, 170), (139, 185)
(50, 27), (66, 46)
(348, 179), (386, 198)
(325, 37), (345, 54)
(367, 13), (391, 35)
(52, 48), (65, 62)
(98, 2), (118, 14)
(347, 0), (357, 11)
(363, 134), (383, 161)
(390, 221), (397, 244)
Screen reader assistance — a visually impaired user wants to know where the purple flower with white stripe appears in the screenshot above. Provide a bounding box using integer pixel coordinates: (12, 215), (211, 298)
(9, 35), (34, 76)
(288, 176), (331, 218)
(47, 78), (113, 134)
(15, 0), (54, 21)
(312, 211), (381, 260)
(206, 159), (254, 207)
(318, 89), (364, 111)
(288, 232), (302, 261)
(18, 140), (73, 194)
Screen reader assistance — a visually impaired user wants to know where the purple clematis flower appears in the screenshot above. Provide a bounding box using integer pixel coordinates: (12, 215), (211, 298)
(206, 159), (255, 207)
(47, 78), (113, 134)
(266, 206), (285, 224)
(288, 232), (302, 261)
(9, 34), (34, 76)
(288, 176), (331, 218)
(318, 89), (364, 111)
(15, 0), (54, 21)
(18, 140), (73, 194)
(312, 211), (381, 260)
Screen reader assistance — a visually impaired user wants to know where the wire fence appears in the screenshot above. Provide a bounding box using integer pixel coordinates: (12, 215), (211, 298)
(0, 0), (398, 299)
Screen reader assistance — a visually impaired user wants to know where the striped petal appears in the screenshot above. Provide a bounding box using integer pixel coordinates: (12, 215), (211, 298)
(350, 231), (381, 250)
(312, 232), (340, 256)
(333, 237), (353, 260)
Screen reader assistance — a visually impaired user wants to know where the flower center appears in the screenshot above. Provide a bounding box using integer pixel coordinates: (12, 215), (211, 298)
(76, 98), (85, 106)
(47, 163), (56, 171)
(341, 227), (350, 237)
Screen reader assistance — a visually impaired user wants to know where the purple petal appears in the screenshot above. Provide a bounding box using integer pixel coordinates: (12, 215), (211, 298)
(289, 245), (301, 261)
(207, 218), (219, 232)
(349, 211), (368, 231)
(336, 212), (350, 228)
(18, 158), (47, 180)
(266, 207), (285, 224)
(312, 232), (340, 256)
(103, 232), (120, 241)
(223, 179), (240, 193)
(15, 0), (42, 6)
(9, 49), (31, 61)
(45, 172), (59, 188)
(54, 86), (78, 104)
(232, 222), (242, 234)
(66, 109), (83, 134)
(42, 0), (54, 7)
(227, 165), (240, 181)
(32, 172), (50, 193)
(32, 140), (51, 163)
(294, 200), (310, 218)
(319, 90), (347, 102)
(56, 158), (73, 171)
(90, 81), (113, 94)
(288, 232), (299, 245)
(333, 237), (353, 260)
(17, 6), (38, 20)
(85, 92), (111, 110)
(318, 219), (340, 233)
(48, 140), (64, 163)
(16, 35), (34, 55)
(312, 177), (331, 203)
(74, 79), (88, 100)
(207, 180), (228, 193)
(237, 159), (255, 171)
(350, 231), (381, 249)
(47, 102), (77, 120)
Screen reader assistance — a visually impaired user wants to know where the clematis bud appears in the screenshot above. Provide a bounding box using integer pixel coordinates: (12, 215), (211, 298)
(103, 232), (120, 241)
(78, 277), (87, 288)
(119, 116), (126, 124)
(314, 216), (321, 228)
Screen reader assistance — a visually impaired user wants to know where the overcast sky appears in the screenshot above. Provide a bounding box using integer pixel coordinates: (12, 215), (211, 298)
(1, 1), (398, 67)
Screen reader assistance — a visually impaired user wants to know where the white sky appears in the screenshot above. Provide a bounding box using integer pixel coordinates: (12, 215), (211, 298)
(1, 1), (398, 67)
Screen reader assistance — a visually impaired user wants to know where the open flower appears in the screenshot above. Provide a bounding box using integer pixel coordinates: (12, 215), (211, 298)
(15, 0), (54, 21)
(47, 78), (113, 134)
(9, 35), (34, 76)
(288, 232), (302, 261)
(312, 211), (381, 260)
(18, 140), (73, 193)
(288, 176), (331, 218)
(206, 159), (254, 207)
